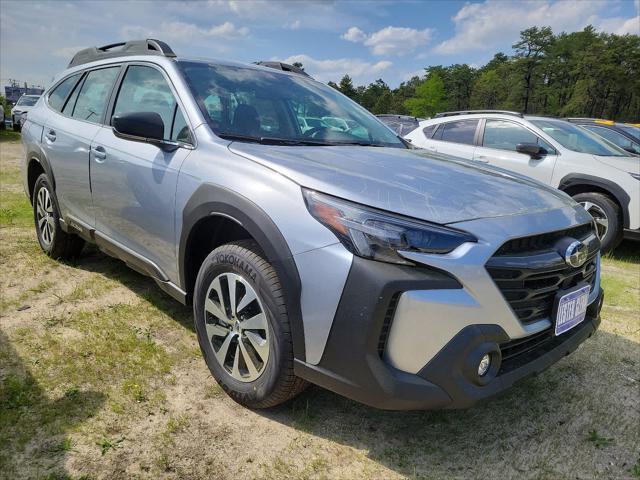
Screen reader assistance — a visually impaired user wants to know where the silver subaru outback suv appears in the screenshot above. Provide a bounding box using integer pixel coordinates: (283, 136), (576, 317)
(21, 40), (603, 410)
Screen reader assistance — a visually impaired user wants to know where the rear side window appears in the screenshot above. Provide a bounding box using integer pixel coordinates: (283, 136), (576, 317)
(113, 65), (189, 142)
(71, 67), (120, 122)
(422, 124), (438, 138)
(47, 74), (81, 112)
(439, 120), (478, 145)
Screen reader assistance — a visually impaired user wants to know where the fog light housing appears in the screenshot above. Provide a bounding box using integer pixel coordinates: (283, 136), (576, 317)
(478, 354), (491, 376)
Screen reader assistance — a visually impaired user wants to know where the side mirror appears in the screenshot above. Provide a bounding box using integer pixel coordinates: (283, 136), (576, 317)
(112, 112), (178, 151)
(516, 142), (545, 159)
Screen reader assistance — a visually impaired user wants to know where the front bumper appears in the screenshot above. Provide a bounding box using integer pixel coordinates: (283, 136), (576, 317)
(294, 255), (603, 410)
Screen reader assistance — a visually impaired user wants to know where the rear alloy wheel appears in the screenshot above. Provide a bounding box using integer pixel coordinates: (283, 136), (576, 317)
(36, 186), (55, 247)
(33, 173), (84, 259)
(573, 191), (622, 253)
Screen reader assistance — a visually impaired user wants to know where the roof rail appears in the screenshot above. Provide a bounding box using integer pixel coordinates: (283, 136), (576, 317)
(254, 61), (312, 78)
(434, 110), (523, 118)
(68, 39), (176, 68)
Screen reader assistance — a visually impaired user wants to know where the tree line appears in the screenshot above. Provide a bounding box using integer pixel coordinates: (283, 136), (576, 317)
(321, 26), (640, 122)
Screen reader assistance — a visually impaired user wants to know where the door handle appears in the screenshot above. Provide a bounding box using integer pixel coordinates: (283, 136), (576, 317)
(92, 145), (107, 161)
(45, 130), (56, 142)
(475, 155), (489, 163)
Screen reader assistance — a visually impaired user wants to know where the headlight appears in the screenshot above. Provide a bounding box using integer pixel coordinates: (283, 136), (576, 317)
(630, 172), (640, 181)
(303, 189), (476, 265)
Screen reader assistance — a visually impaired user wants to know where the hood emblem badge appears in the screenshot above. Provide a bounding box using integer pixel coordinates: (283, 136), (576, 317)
(564, 241), (588, 268)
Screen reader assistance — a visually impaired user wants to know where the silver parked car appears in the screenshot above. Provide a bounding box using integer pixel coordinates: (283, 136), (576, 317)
(21, 40), (603, 410)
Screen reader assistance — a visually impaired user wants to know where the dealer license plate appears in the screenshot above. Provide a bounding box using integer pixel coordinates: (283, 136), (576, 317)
(554, 285), (590, 336)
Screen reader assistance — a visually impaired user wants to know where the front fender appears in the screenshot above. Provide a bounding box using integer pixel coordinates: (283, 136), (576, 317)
(179, 183), (306, 360)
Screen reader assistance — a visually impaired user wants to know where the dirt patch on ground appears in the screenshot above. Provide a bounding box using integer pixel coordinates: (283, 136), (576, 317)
(1, 140), (639, 479)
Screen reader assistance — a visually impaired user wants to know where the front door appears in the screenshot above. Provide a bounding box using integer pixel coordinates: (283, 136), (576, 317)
(90, 64), (193, 281)
(474, 118), (558, 183)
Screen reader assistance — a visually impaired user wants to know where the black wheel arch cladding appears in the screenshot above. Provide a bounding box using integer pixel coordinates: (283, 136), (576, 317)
(559, 173), (630, 228)
(179, 183), (306, 361)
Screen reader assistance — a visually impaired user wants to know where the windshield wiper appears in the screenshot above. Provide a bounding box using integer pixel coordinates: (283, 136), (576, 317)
(217, 133), (333, 146)
(327, 141), (388, 147)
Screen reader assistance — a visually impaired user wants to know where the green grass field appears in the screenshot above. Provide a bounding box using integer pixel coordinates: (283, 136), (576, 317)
(1, 139), (638, 479)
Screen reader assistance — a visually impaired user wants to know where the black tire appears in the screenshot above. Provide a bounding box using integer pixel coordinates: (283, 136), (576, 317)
(573, 192), (622, 253)
(193, 240), (307, 408)
(33, 174), (84, 260)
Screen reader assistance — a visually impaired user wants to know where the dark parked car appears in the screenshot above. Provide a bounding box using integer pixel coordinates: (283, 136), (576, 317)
(376, 114), (423, 136)
(566, 118), (640, 155)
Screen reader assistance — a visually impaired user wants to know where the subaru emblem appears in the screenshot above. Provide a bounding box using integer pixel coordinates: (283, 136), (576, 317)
(564, 241), (588, 267)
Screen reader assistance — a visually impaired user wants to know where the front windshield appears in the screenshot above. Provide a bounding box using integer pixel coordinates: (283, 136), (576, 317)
(618, 124), (640, 140)
(177, 61), (404, 147)
(17, 96), (39, 106)
(530, 119), (628, 156)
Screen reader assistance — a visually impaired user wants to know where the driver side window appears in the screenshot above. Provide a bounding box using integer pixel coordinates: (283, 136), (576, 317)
(113, 65), (191, 143)
(483, 119), (554, 154)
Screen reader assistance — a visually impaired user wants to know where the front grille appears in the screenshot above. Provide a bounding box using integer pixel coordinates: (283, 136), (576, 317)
(494, 223), (594, 256)
(487, 223), (597, 325)
(378, 293), (400, 357)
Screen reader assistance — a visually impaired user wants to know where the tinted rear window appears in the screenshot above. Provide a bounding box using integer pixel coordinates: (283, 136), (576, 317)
(423, 124), (438, 138)
(439, 120), (478, 145)
(71, 67), (119, 123)
(48, 74), (81, 112)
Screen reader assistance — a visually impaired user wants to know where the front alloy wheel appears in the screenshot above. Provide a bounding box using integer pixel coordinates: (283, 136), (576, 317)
(579, 201), (608, 240)
(193, 240), (307, 408)
(573, 191), (622, 253)
(204, 272), (270, 382)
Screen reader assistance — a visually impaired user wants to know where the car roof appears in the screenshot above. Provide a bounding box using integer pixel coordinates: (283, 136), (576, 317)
(418, 113), (532, 126)
(61, 39), (315, 85)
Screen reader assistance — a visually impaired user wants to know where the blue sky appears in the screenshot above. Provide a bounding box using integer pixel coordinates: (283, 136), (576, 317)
(1, 0), (638, 89)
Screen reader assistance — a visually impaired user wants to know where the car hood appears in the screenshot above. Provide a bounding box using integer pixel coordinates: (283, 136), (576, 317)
(595, 155), (640, 173)
(229, 143), (576, 225)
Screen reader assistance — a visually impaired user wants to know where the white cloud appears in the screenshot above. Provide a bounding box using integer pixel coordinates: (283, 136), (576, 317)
(204, 0), (361, 31)
(597, 15), (640, 35)
(341, 25), (433, 56)
(276, 54), (393, 84)
(285, 19), (301, 30)
(122, 21), (249, 42)
(434, 0), (639, 55)
(342, 26), (367, 42)
(365, 26), (433, 56)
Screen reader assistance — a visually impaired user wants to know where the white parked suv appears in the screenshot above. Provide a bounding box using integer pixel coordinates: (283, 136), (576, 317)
(406, 111), (640, 251)
(11, 94), (41, 132)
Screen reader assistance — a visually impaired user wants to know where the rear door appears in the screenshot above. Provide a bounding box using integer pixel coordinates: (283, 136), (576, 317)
(474, 118), (558, 183)
(429, 119), (479, 160)
(90, 63), (194, 280)
(43, 66), (121, 227)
